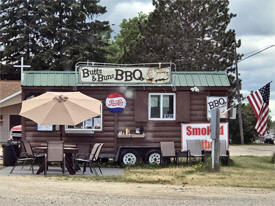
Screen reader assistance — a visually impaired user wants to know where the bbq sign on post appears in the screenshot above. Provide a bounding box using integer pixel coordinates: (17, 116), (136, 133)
(79, 66), (171, 84)
(181, 123), (228, 151)
(105, 93), (126, 113)
(207, 96), (228, 119)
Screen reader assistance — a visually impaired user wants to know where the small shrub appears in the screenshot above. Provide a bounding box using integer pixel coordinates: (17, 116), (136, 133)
(192, 162), (203, 171)
(192, 159), (212, 172)
(202, 158), (213, 172)
(193, 158), (225, 172)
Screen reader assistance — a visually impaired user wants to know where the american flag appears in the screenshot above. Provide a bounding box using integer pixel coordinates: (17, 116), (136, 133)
(247, 83), (271, 136)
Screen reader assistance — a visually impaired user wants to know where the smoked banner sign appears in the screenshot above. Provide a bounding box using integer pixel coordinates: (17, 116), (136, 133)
(181, 122), (228, 151)
(79, 66), (171, 84)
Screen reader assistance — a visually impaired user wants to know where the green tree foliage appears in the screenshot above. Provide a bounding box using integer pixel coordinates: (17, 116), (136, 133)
(230, 104), (272, 143)
(106, 13), (147, 63)
(0, 0), (110, 70)
(0, 63), (20, 80)
(109, 0), (241, 71)
(0, 0), (41, 65)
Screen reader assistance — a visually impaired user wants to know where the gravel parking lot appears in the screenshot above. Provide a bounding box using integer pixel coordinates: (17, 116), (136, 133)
(0, 176), (275, 206)
(0, 145), (275, 206)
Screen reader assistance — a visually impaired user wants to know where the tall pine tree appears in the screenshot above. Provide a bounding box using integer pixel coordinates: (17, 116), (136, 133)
(37, 0), (110, 70)
(0, 0), (42, 66)
(118, 0), (241, 71)
(0, 0), (110, 70)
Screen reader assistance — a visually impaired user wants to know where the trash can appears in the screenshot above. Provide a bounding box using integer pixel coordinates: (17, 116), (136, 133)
(2, 142), (18, 166)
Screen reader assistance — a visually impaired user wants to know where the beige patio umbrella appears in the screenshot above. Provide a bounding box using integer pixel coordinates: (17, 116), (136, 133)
(19, 91), (101, 125)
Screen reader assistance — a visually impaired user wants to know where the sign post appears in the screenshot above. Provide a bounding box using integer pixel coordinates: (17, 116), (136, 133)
(210, 108), (220, 171)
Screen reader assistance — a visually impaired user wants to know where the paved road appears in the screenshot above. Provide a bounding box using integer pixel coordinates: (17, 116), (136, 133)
(229, 145), (275, 156)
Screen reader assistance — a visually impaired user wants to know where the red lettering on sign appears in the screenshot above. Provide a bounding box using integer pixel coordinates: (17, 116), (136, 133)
(186, 126), (192, 136)
(186, 125), (224, 136)
(107, 99), (124, 107)
(201, 128), (206, 135)
(220, 126), (224, 135)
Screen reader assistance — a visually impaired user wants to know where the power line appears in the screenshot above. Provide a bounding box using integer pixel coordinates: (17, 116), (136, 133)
(173, 44), (275, 66)
(241, 44), (275, 56)
(239, 44), (275, 63)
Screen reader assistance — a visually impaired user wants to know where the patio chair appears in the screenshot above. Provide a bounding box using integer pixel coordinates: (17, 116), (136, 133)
(74, 143), (91, 170)
(160, 142), (177, 165)
(186, 139), (204, 164)
(75, 143), (104, 175)
(76, 143), (91, 159)
(44, 141), (65, 176)
(10, 140), (43, 174)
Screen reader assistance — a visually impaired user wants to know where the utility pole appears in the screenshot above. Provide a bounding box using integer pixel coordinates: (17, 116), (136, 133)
(234, 44), (244, 144)
(232, 44), (275, 144)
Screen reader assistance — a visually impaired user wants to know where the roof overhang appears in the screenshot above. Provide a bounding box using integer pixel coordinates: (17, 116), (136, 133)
(0, 90), (22, 108)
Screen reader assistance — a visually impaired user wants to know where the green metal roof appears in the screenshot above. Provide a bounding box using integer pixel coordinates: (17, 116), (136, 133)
(22, 71), (230, 87)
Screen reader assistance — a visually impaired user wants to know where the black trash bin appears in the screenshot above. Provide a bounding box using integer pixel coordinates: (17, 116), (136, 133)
(2, 142), (18, 166)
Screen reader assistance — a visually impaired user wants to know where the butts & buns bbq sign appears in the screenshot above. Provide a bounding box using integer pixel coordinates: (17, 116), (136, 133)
(79, 66), (171, 84)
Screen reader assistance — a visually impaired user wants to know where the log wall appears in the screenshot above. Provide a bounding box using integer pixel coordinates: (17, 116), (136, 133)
(22, 86), (229, 156)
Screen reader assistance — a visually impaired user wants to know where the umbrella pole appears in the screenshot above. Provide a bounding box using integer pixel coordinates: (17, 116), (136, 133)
(60, 125), (64, 140)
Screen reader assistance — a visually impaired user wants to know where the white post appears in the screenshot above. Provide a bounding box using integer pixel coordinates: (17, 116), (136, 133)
(211, 137), (215, 169)
(13, 57), (31, 83)
(210, 108), (220, 171)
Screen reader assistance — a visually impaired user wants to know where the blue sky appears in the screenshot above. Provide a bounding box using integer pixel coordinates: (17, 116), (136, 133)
(99, 0), (275, 121)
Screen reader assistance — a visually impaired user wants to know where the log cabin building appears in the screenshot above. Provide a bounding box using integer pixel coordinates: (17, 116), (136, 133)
(21, 63), (231, 164)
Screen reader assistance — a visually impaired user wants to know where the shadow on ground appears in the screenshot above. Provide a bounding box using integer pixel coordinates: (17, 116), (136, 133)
(0, 165), (124, 176)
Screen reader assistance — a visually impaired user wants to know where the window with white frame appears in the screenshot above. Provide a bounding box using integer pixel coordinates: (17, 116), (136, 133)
(149, 93), (176, 120)
(65, 104), (102, 133)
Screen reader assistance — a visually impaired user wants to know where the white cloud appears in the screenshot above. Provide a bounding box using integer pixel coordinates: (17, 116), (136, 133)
(229, 0), (275, 36)
(240, 89), (250, 97)
(234, 34), (275, 122)
(99, 1), (154, 35)
(108, 2), (154, 23)
(237, 35), (275, 55)
(114, 2), (154, 16)
(109, 2), (154, 32)
(269, 100), (275, 121)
